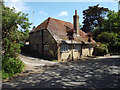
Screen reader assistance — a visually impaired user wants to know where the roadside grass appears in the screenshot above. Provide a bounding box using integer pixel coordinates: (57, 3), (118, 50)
(52, 60), (58, 62)
(2, 71), (11, 79)
(2, 70), (21, 79)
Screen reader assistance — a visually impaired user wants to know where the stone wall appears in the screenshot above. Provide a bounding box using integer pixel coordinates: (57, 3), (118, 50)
(29, 29), (58, 59)
(29, 31), (94, 61)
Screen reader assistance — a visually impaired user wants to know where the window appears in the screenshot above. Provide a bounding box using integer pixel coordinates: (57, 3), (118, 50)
(74, 45), (81, 51)
(60, 44), (69, 52)
(40, 31), (42, 36)
(44, 45), (49, 50)
(89, 48), (92, 50)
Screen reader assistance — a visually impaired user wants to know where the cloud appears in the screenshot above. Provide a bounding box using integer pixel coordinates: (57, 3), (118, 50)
(58, 11), (68, 16)
(40, 11), (48, 16)
(5, 0), (30, 12)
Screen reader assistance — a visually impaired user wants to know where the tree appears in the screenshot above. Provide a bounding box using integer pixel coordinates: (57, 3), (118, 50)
(97, 31), (120, 54)
(2, 3), (31, 78)
(2, 3), (31, 57)
(93, 11), (120, 42)
(82, 4), (109, 33)
(102, 11), (120, 33)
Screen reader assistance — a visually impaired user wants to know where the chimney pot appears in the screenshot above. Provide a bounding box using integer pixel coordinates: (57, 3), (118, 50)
(75, 10), (77, 15)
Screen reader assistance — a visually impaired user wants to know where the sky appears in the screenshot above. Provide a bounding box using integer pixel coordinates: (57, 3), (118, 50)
(4, 0), (120, 30)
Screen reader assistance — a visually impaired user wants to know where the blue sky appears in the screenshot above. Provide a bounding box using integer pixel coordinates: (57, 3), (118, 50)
(5, 0), (119, 30)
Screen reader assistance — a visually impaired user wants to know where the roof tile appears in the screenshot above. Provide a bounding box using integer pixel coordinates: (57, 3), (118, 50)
(30, 17), (95, 44)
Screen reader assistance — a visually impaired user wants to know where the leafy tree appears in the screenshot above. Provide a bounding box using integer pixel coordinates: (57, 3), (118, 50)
(102, 11), (120, 33)
(91, 10), (120, 55)
(2, 3), (31, 57)
(97, 31), (120, 54)
(2, 2), (31, 78)
(97, 32), (119, 46)
(82, 4), (109, 33)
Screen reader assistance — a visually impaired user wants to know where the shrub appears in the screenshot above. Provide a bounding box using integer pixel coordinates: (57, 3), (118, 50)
(2, 57), (25, 78)
(92, 43), (108, 56)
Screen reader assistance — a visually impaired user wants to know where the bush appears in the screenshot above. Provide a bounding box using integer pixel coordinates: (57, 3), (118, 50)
(2, 57), (25, 78)
(92, 43), (108, 56)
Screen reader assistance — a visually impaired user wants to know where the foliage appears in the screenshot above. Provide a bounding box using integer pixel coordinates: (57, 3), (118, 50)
(102, 11), (120, 33)
(92, 11), (120, 54)
(3, 38), (22, 58)
(82, 4), (109, 33)
(2, 57), (25, 79)
(92, 43), (108, 56)
(2, 3), (31, 79)
(2, 3), (31, 43)
(97, 32), (119, 46)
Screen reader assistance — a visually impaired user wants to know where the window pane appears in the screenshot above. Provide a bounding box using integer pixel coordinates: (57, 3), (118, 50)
(75, 45), (80, 50)
(44, 45), (49, 50)
(60, 44), (69, 52)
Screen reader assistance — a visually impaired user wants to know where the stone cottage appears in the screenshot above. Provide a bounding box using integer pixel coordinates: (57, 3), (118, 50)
(29, 10), (95, 61)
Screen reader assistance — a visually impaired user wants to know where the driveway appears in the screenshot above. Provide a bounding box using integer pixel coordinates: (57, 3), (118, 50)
(18, 54), (58, 72)
(2, 55), (120, 89)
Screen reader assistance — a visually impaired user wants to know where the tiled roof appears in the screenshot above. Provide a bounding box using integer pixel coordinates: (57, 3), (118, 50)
(30, 17), (95, 44)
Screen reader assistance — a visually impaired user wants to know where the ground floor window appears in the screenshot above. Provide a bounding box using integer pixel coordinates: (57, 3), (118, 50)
(74, 45), (81, 51)
(60, 44), (69, 52)
(44, 45), (49, 50)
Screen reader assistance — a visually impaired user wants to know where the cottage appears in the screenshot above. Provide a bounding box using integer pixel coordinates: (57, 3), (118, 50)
(29, 10), (95, 61)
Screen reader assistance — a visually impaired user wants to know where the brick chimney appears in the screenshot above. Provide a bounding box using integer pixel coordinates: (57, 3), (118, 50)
(73, 10), (79, 35)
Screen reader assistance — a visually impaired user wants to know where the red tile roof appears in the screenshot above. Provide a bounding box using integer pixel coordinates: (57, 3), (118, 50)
(30, 17), (95, 44)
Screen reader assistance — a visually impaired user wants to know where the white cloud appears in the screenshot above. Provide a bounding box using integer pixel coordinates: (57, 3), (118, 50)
(58, 11), (68, 16)
(40, 11), (48, 16)
(5, 0), (29, 12)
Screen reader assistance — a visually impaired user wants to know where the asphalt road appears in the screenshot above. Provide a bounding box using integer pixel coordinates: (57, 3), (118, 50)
(2, 56), (120, 89)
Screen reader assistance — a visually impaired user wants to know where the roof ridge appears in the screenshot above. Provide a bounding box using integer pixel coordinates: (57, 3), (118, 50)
(49, 17), (72, 24)
(45, 17), (50, 29)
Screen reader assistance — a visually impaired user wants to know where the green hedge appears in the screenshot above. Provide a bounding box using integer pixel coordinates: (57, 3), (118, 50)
(92, 43), (108, 56)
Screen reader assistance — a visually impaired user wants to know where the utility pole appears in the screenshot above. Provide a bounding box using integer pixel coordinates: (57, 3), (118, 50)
(32, 11), (34, 28)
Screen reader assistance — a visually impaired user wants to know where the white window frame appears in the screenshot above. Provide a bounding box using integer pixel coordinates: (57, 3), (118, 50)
(44, 45), (49, 50)
(60, 44), (69, 52)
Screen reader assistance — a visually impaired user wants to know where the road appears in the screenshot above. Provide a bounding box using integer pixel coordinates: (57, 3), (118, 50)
(2, 55), (120, 89)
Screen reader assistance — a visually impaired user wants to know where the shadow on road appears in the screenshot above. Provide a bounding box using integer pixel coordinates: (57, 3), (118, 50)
(2, 57), (120, 89)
